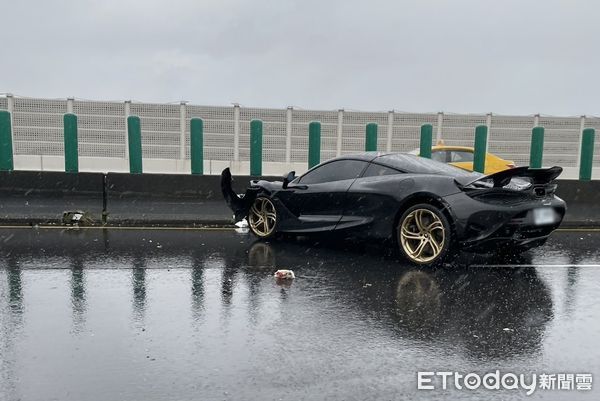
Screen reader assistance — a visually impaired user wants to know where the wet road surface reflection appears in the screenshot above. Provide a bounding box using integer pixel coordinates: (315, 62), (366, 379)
(1, 228), (600, 400)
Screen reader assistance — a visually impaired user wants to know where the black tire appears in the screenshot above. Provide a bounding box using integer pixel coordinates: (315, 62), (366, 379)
(248, 196), (278, 239)
(397, 203), (452, 266)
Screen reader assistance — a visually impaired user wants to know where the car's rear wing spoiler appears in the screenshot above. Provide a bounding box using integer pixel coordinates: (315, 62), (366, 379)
(455, 166), (563, 188)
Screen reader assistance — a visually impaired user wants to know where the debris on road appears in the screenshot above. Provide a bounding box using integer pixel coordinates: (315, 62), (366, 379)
(274, 269), (295, 279)
(235, 218), (249, 228)
(234, 218), (250, 233)
(62, 210), (94, 226)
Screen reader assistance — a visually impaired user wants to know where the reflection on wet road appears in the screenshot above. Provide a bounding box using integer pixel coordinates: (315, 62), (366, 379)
(1, 228), (600, 400)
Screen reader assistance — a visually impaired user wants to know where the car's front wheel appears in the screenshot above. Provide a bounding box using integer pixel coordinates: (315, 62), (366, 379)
(248, 196), (278, 239)
(397, 204), (451, 266)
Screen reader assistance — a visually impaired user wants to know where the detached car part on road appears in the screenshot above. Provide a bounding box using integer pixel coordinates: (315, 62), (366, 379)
(221, 153), (566, 266)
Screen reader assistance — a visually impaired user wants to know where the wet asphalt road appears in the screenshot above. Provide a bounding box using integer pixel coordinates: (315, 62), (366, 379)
(1, 228), (600, 401)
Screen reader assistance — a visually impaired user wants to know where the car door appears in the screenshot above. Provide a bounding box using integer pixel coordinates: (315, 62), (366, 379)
(337, 162), (406, 234)
(276, 159), (368, 231)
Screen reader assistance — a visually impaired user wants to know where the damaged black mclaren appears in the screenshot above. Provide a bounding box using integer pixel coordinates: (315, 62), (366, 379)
(221, 152), (566, 265)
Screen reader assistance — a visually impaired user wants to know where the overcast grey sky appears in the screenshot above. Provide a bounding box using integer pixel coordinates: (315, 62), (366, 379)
(2, 0), (598, 115)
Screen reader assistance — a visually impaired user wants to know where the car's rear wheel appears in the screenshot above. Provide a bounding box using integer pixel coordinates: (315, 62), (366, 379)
(248, 196), (277, 239)
(397, 204), (451, 266)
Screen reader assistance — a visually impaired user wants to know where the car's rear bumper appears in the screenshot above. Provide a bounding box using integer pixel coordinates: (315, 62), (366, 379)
(460, 225), (557, 252)
(445, 192), (566, 251)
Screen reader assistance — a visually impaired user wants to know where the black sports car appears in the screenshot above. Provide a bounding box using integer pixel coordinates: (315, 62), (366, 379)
(221, 152), (566, 265)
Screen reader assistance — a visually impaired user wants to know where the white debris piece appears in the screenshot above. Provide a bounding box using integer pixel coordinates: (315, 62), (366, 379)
(62, 210), (89, 226)
(234, 218), (250, 233)
(235, 219), (249, 228)
(274, 270), (295, 279)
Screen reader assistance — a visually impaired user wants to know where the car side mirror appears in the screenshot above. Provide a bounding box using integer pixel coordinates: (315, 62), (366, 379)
(282, 171), (296, 189)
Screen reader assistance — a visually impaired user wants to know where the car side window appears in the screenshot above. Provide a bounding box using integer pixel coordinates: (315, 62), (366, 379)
(362, 163), (402, 177)
(450, 151), (474, 162)
(431, 150), (448, 163)
(298, 160), (368, 184)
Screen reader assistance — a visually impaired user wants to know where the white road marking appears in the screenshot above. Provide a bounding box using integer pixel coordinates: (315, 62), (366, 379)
(470, 264), (600, 268)
(0, 225), (234, 231)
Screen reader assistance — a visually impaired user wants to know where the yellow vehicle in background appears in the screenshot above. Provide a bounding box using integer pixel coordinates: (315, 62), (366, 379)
(409, 145), (516, 174)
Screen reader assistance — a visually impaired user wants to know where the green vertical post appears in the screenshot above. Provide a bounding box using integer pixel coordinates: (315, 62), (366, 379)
(250, 119), (263, 176)
(0, 110), (13, 171)
(420, 124), (433, 158)
(63, 113), (79, 173)
(579, 128), (595, 181)
(365, 123), (378, 151)
(473, 125), (488, 173)
(190, 118), (203, 175)
(127, 115), (143, 174)
(308, 121), (321, 168)
(529, 126), (544, 169)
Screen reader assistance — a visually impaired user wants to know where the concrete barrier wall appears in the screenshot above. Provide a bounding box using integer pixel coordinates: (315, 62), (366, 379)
(0, 171), (105, 224)
(0, 170), (597, 227)
(104, 173), (280, 225)
(106, 172), (281, 199)
(0, 171), (104, 196)
(107, 173), (223, 199)
(555, 180), (600, 226)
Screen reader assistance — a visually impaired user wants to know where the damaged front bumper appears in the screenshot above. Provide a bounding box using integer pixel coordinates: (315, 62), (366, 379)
(220, 168), (259, 222)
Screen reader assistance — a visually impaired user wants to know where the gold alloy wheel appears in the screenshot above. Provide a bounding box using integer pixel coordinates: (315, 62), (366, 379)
(399, 208), (446, 263)
(249, 197), (277, 237)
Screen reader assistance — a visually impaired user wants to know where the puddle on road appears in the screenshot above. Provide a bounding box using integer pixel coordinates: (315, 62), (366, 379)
(1, 228), (600, 400)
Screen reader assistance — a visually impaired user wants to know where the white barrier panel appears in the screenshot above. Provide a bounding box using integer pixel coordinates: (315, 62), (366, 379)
(1, 96), (597, 177)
